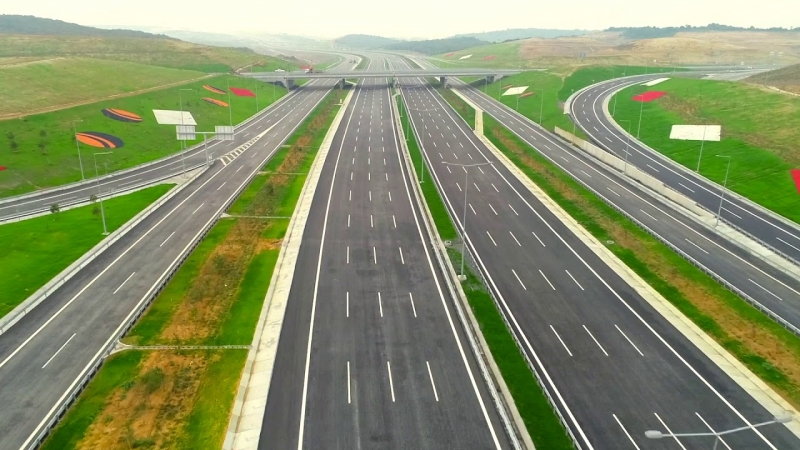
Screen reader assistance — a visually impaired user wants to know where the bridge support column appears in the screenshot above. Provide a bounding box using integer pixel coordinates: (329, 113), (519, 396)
(280, 78), (296, 90)
(339, 78), (346, 89)
(439, 76), (447, 88)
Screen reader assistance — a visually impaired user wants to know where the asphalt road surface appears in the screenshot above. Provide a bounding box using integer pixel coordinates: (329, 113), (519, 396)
(258, 57), (511, 450)
(392, 56), (799, 449)
(0, 65), (349, 450)
(569, 75), (800, 266)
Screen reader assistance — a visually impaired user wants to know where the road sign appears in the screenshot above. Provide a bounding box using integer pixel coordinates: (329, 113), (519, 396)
(215, 126), (235, 141)
(176, 125), (196, 141)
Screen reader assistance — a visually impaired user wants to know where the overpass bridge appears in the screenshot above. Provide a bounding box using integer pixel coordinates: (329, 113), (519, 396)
(241, 68), (528, 89)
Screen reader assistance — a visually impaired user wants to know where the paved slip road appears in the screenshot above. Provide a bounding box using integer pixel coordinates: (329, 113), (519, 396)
(0, 56), (362, 223)
(258, 57), (511, 450)
(0, 61), (353, 450)
(391, 56), (800, 449)
(570, 75), (800, 266)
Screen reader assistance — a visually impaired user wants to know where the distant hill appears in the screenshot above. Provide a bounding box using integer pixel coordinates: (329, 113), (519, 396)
(747, 63), (800, 94)
(0, 14), (167, 39)
(452, 28), (590, 43)
(335, 34), (401, 49)
(608, 23), (797, 39)
(384, 37), (486, 55)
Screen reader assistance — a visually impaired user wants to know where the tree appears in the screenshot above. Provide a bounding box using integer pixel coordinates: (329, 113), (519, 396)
(50, 203), (60, 214)
(5, 132), (13, 141)
(39, 130), (47, 138)
(92, 205), (101, 216)
(9, 140), (18, 153)
(89, 194), (98, 203)
(38, 140), (47, 155)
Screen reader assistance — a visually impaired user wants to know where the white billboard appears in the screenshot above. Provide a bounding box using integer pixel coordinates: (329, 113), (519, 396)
(502, 86), (529, 96)
(153, 109), (197, 125)
(669, 125), (721, 141)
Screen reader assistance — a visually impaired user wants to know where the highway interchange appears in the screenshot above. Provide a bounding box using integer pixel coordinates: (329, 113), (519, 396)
(3, 49), (800, 450)
(0, 60), (351, 449)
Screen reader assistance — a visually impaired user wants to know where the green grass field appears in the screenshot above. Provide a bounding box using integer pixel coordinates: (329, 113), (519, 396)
(0, 34), (287, 73)
(611, 77), (800, 224)
(0, 58), (208, 117)
(430, 41), (524, 68)
(0, 74), (287, 197)
(559, 65), (680, 101)
(0, 184), (173, 320)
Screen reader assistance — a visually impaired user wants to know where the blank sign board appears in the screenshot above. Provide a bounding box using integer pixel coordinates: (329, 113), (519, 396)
(153, 109), (197, 125)
(502, 86), (529, 96)
(669, 125), (721, 141)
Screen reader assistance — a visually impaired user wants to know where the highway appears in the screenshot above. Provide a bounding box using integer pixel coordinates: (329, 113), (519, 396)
(569, 75), (800, 265)
(0, 61), (352, 449)
(0, 56), (362, 223)
(257, 56), (511, 450)
(391, 56), (800, 449)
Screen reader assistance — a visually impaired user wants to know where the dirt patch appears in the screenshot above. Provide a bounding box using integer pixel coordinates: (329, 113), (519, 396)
(78, 351), (210, 449)
(490, 124), (800, 408)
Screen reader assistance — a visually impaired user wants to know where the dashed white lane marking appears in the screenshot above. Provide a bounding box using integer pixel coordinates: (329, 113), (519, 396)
(684, 238), (709, 254)
(654, 413), (687, 450)
(159, 231), (176, 248)
(347, 361), (351, 403)
(399, 247), (405, 264)
(489, 204), (498, 216)
(217, 181), (226, 191)
(41, 332), (77, 369)
(511, 269), (527, 290)
(508, 204), (518, 215)
(509, 231), (521, 246)
(695, 413), (732, 450)
(565, 270), (583, 290)
(749, 278), (784, 301)
(469, 204), (477, 215)
(409, 292), (417, 317)
(607, 187), (620, 196)
(583, 325), (608, 356)
(473, 183), (481, 192)
(346, 246), (350, 264)
(491, 183), (499, 192)
(646, 163), (660, 172)
(346, 292), (349, 318)
(373, 246), (377, 264)
(378, 292), (384, 318)
(531, 231), (546, 247)
(640, 209), (658, 221)
(615, 324), (644, 356)
(426, 361), (439, 401)
(387, 361), (396, 402)
(550, 325), (572, 357)
(776, 236), (800, 252)
(539, 269), (555, 290)
(486, 231), (498, 246)
(113, 272), (136, 295)
(612, 414), (641, 450)
(678, 182), (695, 193)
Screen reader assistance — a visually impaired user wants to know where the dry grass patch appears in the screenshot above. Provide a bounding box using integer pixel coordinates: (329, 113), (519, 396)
(491, 124), (800, 408)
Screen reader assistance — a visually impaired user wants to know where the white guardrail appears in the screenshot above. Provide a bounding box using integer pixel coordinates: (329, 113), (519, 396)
(21, 82), (332, 450)
(394, 93), (530, 449)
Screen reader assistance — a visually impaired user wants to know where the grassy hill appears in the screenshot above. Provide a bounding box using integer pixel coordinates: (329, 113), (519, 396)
(747, 63), (800, 94)
(385, 37), (486, 55)
(452, 28), (590, 43)
(0, 14), (166, 38)
(0, 58), (208, 118)
(334, 34), (401, 49)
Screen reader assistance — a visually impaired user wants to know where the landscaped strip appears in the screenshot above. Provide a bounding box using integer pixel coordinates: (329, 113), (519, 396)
(464, 101), (800, 411)
(610, 77), (800, 224)
(398, 95), (575, 450)
(0, 184), (173, 319)
(41, 88), (346, 450)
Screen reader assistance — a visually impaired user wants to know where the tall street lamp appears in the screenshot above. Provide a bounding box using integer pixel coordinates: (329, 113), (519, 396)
(617, 119), (633, 175)
(536, 89), (545, 125)
(226, 79), (234, 130)
(93, 151), (113, 235)
(715, 154), (732, 227)
(645, 412), (792, 450)
(178, 88), (195, 177)
(635, 65), (650, 138)
(406, 104), (439, 184)
(71, 119), (85, 180)
(442, 161), (494, 281)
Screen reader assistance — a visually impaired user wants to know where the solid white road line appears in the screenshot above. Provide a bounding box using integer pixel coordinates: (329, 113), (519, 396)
(508, 204), (518, 216)
(565, 270), (584, 290)
(409, 292), (417, 317)
(191, 203), (204, 215)
(612, 414), (641, 450)
(550, 325), (573, 357)
(486, 231), (497, 246)
(346, 292), (349, 318)
(749, 278), (784, 301)
(399, 247), (405, 264)
(531, 231), (546, 247)
(684, 238), (709, 254)
(615, 324), (644, 356)
(378, 292), (384, 317)
(41, 333), (77, 369)
(347, 361), (352, 404)
(489, 204), (498, 215)
(113, 272), (136, 295)
(511, 269), (527, 290)
(695, 413), (732, 450)
(217, 181), (226, 191)
(509, 231), (521, 246)
(539, 269), (556, 290)
(640, 209), (658, 221)
(583, 325), (608, 356)
(427, 361), (440, 401)
(387, 361), (396, 402)
(159, 231), (176, 248)
(373, 246), (377, 264)
(654, 413), (687, 450)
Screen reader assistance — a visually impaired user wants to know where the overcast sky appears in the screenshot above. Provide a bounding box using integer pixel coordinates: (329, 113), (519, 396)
(2, 0), (797, 39)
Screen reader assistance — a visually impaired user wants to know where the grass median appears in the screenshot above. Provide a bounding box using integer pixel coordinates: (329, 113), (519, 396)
(398, 93), (575, 449)
(0, 184), (173, 320)
(611, 77), (800, 224)
(41, 88), (346, 450)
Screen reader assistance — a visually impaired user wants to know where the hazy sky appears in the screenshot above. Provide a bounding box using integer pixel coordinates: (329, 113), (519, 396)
(2, 0), (797, 39)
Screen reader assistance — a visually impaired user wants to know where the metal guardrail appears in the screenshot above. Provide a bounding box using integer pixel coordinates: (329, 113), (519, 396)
(23, 83), (334, 450)
(393, 93), (525, 450)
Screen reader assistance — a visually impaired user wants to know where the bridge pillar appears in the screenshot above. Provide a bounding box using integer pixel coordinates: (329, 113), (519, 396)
(339, 78), (346, 89)
(280, 78), (296, 90)
(439, 76), (447, 88)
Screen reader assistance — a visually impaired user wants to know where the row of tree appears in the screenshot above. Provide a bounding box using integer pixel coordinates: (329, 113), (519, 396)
(608, 24), (798, 39)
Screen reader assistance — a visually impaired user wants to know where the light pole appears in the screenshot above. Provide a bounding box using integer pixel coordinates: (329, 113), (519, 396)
(618, 119), (632, 174)
(71, 119), (85, 180)
(178, 88), (194, 177)
(635, 66), (649, 138)
(442, 161), (493, 280)
(93, 151), (112, 235)
(226, 79), (234, 129)
(696, 125), (709, 172)
(536, 89), (544, 125)
(645, 413), (792, 450)
(715, 154), (732, 227)
(406, 105), (439, 184)
(254, 78), (259, 112)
